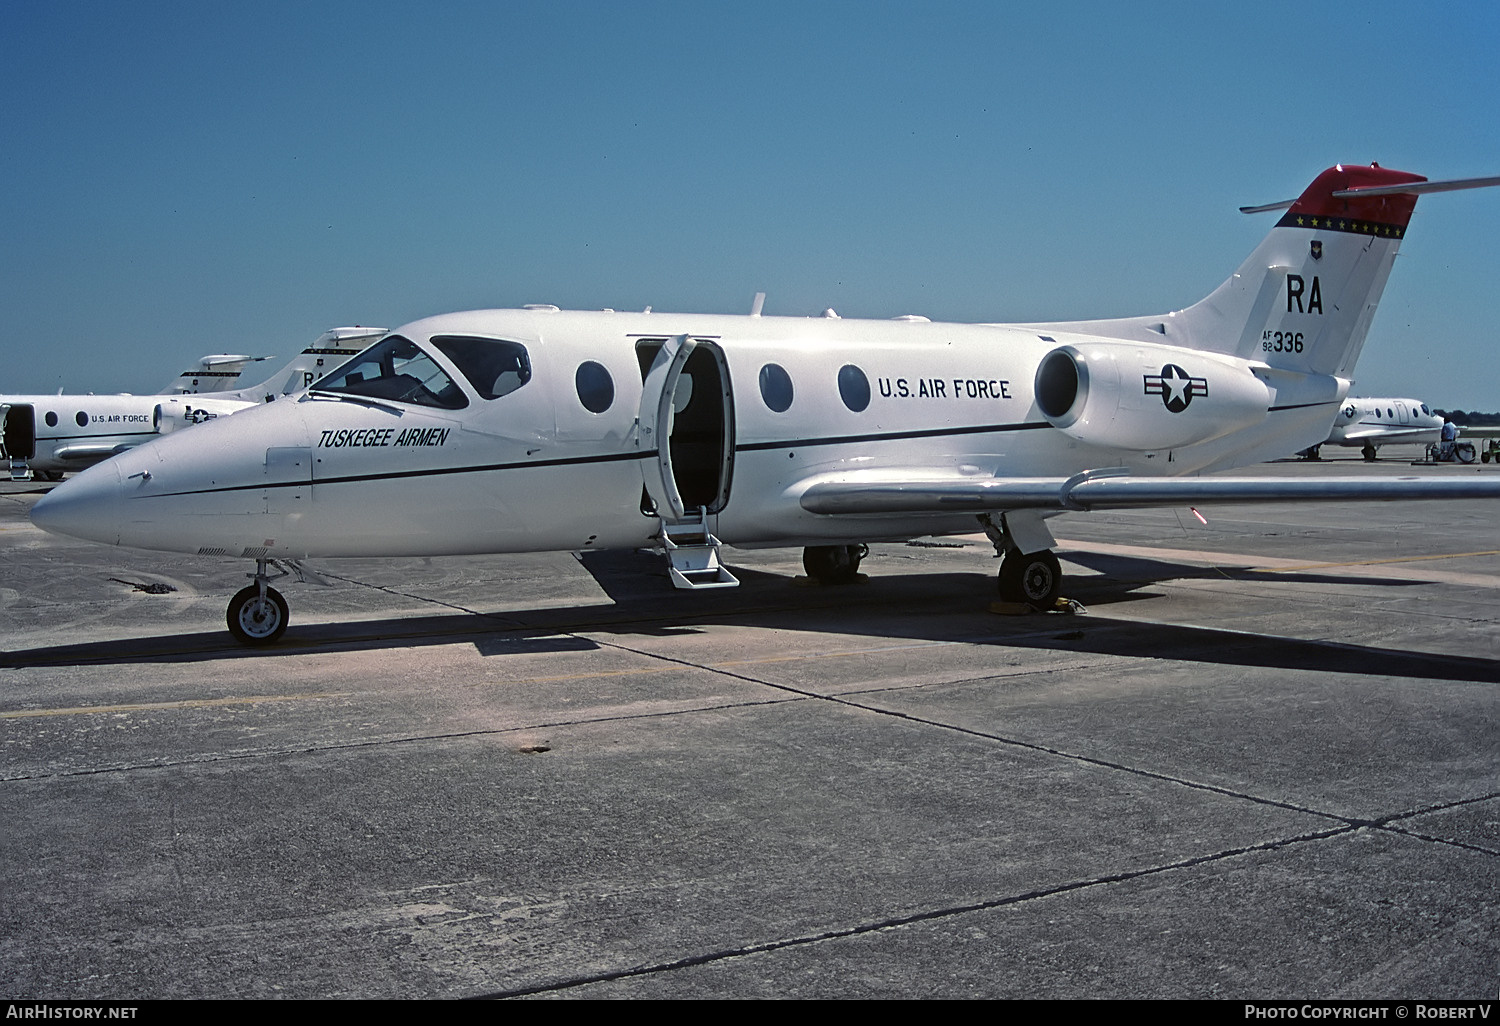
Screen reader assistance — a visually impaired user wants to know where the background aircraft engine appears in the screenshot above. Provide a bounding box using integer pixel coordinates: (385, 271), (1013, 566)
(1033, 343), (1271, 451)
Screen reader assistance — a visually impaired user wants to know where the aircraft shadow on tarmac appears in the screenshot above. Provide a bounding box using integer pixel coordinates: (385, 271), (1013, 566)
(3, 549), (1497, 685)
(1058, 550), (1431, 590)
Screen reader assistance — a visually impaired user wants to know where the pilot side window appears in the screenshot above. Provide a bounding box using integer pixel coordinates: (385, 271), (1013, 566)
(313, 335), (468, 410)
(430, 336), (531, 400)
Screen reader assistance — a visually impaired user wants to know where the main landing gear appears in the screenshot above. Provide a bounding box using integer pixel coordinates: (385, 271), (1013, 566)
(997, 548), (1062, 609)
(226, 558), (289, 645)
(979, 512), (1064, 610)
(802, 544), (867, 585)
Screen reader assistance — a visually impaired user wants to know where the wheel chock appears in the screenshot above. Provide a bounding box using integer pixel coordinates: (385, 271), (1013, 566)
(987, 597), (1085, 615)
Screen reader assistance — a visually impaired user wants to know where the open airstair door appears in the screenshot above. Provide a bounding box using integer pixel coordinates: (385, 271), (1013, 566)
(3, 403), (36, 480)
(637, 335), (738, 589)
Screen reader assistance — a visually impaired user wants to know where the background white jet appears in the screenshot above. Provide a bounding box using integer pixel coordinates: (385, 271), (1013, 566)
(2, 327), (384, 480)
(1298, 397), (1444, 461)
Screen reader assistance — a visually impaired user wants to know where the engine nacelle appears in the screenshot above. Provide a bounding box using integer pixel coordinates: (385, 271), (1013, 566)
(1034, 342), (1271, 451)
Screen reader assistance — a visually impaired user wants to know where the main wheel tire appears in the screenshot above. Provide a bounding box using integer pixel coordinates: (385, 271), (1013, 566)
(999, 550), (1062, 610)
(1362, 443), (1378, 462)
(227, 585), (289, 644)
(803, 544), (865, 585)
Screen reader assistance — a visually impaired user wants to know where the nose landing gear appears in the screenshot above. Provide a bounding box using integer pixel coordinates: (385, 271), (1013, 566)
(227, 558), (289, 644)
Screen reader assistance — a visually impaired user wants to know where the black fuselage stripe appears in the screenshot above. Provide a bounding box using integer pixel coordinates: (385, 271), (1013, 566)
(1267, 400), (1339, 412)
(137, 421), (1058, 499)
(737, 420), (1052, 451)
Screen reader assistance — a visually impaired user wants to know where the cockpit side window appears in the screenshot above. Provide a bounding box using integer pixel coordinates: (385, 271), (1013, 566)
(312, 335), (468, 410)
(430, 336), (531, 400)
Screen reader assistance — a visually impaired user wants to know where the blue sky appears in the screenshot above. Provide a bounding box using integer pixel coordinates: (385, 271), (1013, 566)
(5, 0), (1499, 408)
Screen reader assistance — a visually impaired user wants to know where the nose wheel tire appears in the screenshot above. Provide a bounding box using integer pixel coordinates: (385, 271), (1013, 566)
(999, 549), (1062, 610)
(803, 544), (866, 585)
(227, 585), (289, 644)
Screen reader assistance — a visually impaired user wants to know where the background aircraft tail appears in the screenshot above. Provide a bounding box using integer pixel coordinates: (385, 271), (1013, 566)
(158, 354), (267, 395)
(163, 327), (387, 403)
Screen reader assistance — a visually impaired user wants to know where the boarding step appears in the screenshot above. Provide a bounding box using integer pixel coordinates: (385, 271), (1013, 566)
(9, 459), (31, 482)
(660, 519), (739, 590)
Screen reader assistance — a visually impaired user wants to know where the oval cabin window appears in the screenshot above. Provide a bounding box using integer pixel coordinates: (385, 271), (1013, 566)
(575, 361), (615, 414)
(759, 363), (793, 413)
(838, 364), (870, 413)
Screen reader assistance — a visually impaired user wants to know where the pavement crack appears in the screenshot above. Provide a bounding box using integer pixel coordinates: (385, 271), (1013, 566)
(583, 636), (1495, 854)
(472, 822), (1358, 999)
(308, 569), (530, 626)
(0, 696), (804, 782)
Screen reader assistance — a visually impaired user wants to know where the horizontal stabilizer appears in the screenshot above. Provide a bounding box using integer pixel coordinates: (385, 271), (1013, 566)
(1333, 174), (1500, 198)
(799, 470), (1500, 515)
(1243, 172), (1500, 213)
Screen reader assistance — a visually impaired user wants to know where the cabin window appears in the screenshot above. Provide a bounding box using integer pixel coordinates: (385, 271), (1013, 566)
(430, 336), (531, 400)
(759, 363), (793, 413)
(838, 364), (870, 413)
(575, 361), (614, 414)
(313, 335), (469, 410)
(76, 411), (88, 427)
(45, 412), (58, 428)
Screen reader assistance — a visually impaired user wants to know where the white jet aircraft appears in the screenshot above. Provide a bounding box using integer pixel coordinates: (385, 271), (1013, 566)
(2, 327), (385, 480)
(1299, 397), (1446, 461)
(30, 164), (1500, 644)
(2, 352), (264, 480)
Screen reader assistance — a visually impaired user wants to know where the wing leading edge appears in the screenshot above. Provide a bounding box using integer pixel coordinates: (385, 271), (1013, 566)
(797, 469), (1500, 515)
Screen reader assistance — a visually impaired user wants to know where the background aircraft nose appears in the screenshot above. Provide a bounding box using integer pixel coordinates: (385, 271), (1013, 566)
(30, 461), (126, 545)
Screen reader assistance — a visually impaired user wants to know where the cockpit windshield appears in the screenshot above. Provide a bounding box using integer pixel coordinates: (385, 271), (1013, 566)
(311, 335), (468, 410)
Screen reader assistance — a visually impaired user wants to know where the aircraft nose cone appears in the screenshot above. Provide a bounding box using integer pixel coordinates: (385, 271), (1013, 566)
(30, 461), (126, 545)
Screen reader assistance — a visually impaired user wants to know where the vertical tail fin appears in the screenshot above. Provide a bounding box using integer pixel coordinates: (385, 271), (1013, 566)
(233, 326), (388, 400)
(1198, 163), (1424, 376)
(1031, 164), (1498, 377)
(158, 354), (265, 395)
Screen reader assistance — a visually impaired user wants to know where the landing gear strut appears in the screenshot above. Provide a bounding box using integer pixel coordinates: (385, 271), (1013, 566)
(803, 544), (867, 585)
(979, 512), (1063, 610)
(227, 558), (289, 645)
(998, 548), (1062, 610)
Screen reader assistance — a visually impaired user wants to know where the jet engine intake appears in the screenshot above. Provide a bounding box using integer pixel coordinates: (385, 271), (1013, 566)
(1034, 343), (1270, 451)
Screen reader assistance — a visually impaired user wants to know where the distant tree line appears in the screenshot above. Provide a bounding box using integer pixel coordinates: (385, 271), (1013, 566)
(1435, 409), (1500, 426)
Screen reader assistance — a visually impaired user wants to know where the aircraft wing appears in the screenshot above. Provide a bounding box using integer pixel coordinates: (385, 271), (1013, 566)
(53, 442), (140, 464)
(1336, 426), (1436, 441)
(797, 469), (1500, 515)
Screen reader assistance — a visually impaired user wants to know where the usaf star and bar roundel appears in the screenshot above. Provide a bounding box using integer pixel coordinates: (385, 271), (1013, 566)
(1144, 364), (1208, 413)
